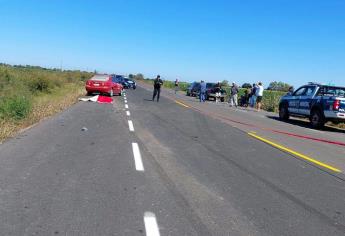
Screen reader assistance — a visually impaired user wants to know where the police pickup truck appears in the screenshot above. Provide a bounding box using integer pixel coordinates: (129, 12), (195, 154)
(279, 83), (345, 128)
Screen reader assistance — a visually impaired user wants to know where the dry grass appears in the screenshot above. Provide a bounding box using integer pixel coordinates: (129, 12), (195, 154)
(0, 83), (85, 143)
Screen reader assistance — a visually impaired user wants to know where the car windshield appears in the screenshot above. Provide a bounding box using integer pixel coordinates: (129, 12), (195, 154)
(91, 75), (109, 81)
(113, 77), (123, 83)
(318, 86), (345, 97)
(293, 87), (306, 96)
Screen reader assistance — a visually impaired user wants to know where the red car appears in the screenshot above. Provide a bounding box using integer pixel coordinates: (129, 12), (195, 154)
(85, 75), (123, 96)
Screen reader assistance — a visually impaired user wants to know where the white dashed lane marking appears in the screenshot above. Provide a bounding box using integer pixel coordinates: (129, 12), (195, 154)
(124, 93), (161, 234)
(128, 120), (135, 132)
(144, 212), (160, 236)
(132, 143), (144, 171)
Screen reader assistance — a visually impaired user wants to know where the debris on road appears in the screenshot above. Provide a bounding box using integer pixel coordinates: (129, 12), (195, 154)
(78, 95), (113, 104)
(79, 95), (99, 102)
(97, 96), (113, 104)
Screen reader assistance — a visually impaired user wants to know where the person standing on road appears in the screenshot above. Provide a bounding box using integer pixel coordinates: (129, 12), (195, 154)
(215, 82), (222, 103)
(244, 87), (251, 107)
(199, 80), (206, 102)
(229, 82), (239, 107)
(152, 75), (163, 102)
(174, 79), (179, 94)
(250, 83), (257, 108)
(256, 82), (264, 111)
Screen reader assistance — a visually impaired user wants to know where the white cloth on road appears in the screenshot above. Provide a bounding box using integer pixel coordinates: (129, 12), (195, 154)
(79, 95), (99, 102)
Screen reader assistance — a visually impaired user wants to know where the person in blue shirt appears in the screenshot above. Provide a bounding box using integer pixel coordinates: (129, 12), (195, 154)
(199, 80), (206, 102)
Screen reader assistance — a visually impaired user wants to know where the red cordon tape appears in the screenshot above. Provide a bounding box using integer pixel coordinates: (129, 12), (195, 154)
(183, 100), (345, 148)
(269, 130), (345, 147)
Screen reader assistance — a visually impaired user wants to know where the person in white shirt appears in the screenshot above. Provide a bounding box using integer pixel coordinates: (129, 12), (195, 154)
(255, 82), (264, 111)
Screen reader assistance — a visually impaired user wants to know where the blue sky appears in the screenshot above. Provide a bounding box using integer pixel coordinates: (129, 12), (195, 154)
(1, 0), (344, 87)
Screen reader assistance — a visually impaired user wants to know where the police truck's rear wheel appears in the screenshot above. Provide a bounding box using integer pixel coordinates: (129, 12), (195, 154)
(310, 109), (325, 129)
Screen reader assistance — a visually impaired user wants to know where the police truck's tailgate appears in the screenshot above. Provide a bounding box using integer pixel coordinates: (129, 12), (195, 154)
(339, 98), (345, 112)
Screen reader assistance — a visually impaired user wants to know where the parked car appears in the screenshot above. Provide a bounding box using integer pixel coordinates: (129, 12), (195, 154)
(279, 83), (345, 128)
(186, 82), (200, 96)
(85, 74), (123, 96)
(124, 77), (136, 89)
(112, 75), (130, 89)
(205, 83), (227, 102)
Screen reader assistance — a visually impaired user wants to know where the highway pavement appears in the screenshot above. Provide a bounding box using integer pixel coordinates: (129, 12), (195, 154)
(145, 82), (345, 173)
(0, 85), (345, 235)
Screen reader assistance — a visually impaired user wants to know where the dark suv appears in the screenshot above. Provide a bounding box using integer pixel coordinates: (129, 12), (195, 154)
(111, 75), (130, 89)
(205, 83), (227, 102)
(186, 82), (200, 96)
(124, 78), (136, 89)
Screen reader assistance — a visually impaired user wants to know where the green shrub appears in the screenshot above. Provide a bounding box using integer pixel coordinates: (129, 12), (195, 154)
(0, 95), (31, 120)
(163, 80), (190, 91)
(80, 75), (87, 82)
(262, 90), (285, 112)
(27, 77), (54, 93)
(53, 78), (63, 87)
(66, 76), (74, 83)
(224, 87), (285, 111)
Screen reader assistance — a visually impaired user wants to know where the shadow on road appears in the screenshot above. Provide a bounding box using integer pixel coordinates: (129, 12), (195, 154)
(266, 116), (345, 134)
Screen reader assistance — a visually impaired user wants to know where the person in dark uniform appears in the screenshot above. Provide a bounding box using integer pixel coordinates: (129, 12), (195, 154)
(174, 78), (179, 94)
(152, 75), (163, 102)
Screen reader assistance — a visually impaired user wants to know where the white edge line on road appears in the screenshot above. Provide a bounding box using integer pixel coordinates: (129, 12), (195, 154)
(126, 111), (131, 116)
(128, 120), (135, 132)
(125, 104), (129, 109)
(144, 212), (160, 236)
(132, 143), (144, 171)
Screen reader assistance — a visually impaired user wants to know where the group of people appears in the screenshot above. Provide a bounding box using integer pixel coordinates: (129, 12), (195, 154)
(238, 82), (264, 111)
(152, 75), (264, 111)
(218, 81), (264, 111)
(197, 80), (264, 111)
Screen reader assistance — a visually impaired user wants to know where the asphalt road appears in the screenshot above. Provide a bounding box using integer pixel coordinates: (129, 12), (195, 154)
(147, 83), (345, 173)
(0, 85), (345, 235)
